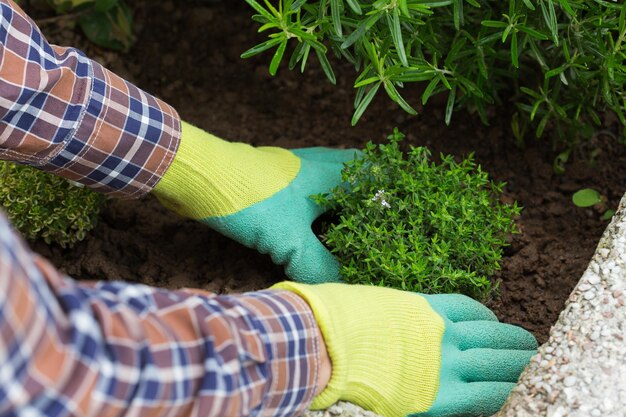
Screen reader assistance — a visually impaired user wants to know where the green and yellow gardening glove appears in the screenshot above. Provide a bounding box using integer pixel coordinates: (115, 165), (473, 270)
(274, 282), (538, 417)
(153, 122), (358, 283)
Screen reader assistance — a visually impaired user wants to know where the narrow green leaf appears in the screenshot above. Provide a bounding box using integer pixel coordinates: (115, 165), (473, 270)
(315, 48), (337, 84)
(530, 99), (542, 120)
(352, 82), (382, 125)
(262, 0), (281, 18)
(258, 22), (276, 32)
(557, 0), (575, 17)
(346, 0), (362, 14)
(354, 85), (367, 109)
(330, 0), (343, 37)
(399, 0), (410, 17)
(520, 86), (543, 99)
(300, 43), (311, 72)
(240, 37), (283, 58)
(289, 42), (305, 70)
(481, 20), (508, 28)
(453, 0), (463, 30)
(535, 112), (550, 137)
(269, 40), (287, 76)
(545, 66), (566, 78)
(445, 86), (456, 125)
(244, 0), (275, 21)
(511, 32), (519, 68)
(342, 12), (382, 49)
(394, 69), (436, 82)
(521, 0), (536, 10)
(519, 26), (549, 40)
(438, 72), (451, 90)
(354, 76), (381, 88)
(422, 77), (441, 105)
(388, 8), (408, 66)
(384, 80), (417, 114)
(502, 25), (512, 42)
(292, 0), (307, 9)
(539, 0), (559, 45)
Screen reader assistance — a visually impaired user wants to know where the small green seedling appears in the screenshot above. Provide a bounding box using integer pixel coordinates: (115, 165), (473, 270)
(314, 128), (520, 301)
(572, 188), (614, 220)
(0, 161), (106, 247)
(572, 188), (602, 207)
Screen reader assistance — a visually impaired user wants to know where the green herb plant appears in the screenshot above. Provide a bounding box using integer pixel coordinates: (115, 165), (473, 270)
(243, 0), (626, 145)
(0, 162), (106, 248)
(314, 128), (520, 300)
(24, 0), (134, 51)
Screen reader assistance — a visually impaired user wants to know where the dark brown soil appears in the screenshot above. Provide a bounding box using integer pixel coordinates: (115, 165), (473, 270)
(27, 0), (626, 343)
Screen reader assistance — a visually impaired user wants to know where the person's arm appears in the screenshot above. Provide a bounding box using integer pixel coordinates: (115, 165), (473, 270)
(0, 0), (179, 198)
(0, 211), (325, 417)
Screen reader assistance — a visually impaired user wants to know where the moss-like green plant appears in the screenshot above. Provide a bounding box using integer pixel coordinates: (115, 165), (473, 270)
(314, 128), (520, 300)
(0, 161), (105, 248)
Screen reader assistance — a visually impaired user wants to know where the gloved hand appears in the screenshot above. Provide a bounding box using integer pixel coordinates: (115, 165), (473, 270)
(152, 122), (357, 283)
(273, 282), (538, 417)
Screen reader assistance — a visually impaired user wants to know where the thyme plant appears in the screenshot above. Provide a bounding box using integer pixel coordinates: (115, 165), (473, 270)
(0, 162), (106, 248)
(314, 129), (520, 300)
(244, 0), (626, 144)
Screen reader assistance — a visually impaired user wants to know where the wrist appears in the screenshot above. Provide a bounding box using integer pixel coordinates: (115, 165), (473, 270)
(316, 325), (332, 396)
(152, 121), (301, 218)
(273, 281), (445, 417)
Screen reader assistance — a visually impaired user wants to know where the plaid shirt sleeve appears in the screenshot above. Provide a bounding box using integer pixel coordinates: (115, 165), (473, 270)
(0, 0), (180, 198)
(0, 211), (322, 417)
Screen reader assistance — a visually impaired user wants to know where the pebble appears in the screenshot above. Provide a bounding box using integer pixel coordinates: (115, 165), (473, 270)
(578, 283), (591, 291)
(583, 290), (596, 300)
(563, 375), (576, 386)
(587, 274), (601, 285)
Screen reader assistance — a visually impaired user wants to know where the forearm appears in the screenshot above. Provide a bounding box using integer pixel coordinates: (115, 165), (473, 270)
(0, 0), (180, 198)
(0, 212), (323, 417)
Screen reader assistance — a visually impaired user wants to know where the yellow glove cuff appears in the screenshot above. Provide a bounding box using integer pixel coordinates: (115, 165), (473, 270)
(273, 282), (445, 417)
(153, 121), (300, 218)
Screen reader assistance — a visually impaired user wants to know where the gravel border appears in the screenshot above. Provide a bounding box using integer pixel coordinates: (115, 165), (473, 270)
(303, 195), (626, 417)
(497, 194), (626, 416)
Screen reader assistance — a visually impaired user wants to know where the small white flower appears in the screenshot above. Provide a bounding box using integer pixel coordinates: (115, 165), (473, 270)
(371, 189), (391, 208)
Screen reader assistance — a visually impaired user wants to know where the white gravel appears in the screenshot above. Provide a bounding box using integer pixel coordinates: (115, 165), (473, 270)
(303, 195), (626, 417)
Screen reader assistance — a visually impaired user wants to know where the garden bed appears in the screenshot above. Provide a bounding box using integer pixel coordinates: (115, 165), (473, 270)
(30, 0), (626, 344)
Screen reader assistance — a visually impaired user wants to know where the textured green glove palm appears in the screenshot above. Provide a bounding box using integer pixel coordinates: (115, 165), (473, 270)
(413, 294), (538, 417)
(273, 282), (537, 417)
(153, 122), (357, 283)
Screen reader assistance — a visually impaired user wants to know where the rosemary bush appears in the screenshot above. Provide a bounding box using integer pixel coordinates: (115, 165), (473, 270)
(0, 162), (105, 248)
(244, 0), (626, 144)
(314, 129), (520, 300)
